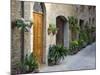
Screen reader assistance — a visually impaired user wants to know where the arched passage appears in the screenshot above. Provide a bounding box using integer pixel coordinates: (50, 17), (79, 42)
(33, 2), (46, 64)
(56, 16), (68, 47)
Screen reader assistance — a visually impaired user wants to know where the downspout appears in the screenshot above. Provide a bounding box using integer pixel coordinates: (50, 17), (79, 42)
(21, 1), (24, 65)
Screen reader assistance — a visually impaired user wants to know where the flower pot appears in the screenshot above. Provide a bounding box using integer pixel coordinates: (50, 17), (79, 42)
(52, 30), (57, 35)
(48, 28), (52, 35)
(33, 68), (39, 73)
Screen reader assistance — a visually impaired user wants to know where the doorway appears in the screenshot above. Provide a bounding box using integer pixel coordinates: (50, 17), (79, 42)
(56, 16), (67, 46)
(33, 2), (45, 64)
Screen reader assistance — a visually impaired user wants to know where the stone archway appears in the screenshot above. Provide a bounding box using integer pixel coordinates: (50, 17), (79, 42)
(33, 2), (46, 64)
(56, 16), (68, 47)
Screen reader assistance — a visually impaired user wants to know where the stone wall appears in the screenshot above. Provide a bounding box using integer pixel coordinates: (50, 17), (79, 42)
(11, 0), (32, 74)
(11, 0), (21, 74)
(45, 3), (77, 64)
(76, 5), (96, 27)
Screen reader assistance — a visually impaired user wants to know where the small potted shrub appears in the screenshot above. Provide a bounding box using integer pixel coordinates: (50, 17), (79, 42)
(48, 24), (58, 35)
(78, 39), (84, 49)
(48, 45), (68, 66)
(19, 52), (39, 74)
(69, 40), (79, 55)
(48, 24), (52, 35)
(16, 18), (33, 32)
(52, 27), (58, 35)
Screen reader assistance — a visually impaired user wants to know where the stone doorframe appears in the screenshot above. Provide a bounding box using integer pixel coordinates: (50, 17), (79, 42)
(56, 16), (69, 48)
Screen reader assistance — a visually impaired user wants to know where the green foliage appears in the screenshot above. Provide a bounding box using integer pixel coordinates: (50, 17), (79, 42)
(91, 26), (96, 32)
(78, 39), (85, 48)
(48, 24), (58, 35)
(68, 40), (79, 55)
(79, 30), (88, 43)
(48, 45), (68, 65)
(16, 18), (33, 32)
(20, 52), (39, 73)
(80, 25), (96, 45)
(68, 16), (80, 32)
(68, 26), (95, 55)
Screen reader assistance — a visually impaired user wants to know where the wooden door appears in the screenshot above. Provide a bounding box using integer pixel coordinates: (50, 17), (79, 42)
(56, 18), (64, 45)
(33, 12), (43, 64)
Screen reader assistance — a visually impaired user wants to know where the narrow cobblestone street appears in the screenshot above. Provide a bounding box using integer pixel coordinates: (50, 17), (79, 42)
(40, 42), (96, 72)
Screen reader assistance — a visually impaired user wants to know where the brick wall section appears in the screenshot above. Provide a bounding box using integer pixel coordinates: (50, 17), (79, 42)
(11, 0), (21, 74)
(11, 1), (32, 74)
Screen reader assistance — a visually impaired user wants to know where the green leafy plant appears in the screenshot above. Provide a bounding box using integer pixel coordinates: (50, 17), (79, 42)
(91, 26), (96, 42)
(48, 24), (58, 35)
(68, 16), (80, 32)
(69, 40), (79, 55)
(20, 52), (39, 74)
(16, 18), (33, 32)
(68, 16), (80, 40)
(79, 30), (88, 45)
(78, 39), (85, 49)
(91, 26), (96, 32)
(48, 45), (68, 65)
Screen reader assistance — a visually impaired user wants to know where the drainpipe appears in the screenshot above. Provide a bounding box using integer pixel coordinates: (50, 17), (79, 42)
(21, 1), (24, 66)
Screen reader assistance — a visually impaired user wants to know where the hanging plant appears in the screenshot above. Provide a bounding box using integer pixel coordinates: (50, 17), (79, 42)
(48, 24), (58, 35)
(16, 18), (33, 32)
(68, 16), (80, 33)
(48, 24), (52, 35)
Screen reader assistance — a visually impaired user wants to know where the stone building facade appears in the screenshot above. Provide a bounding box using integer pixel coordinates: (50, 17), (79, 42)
(11, 0), (96, 74)
(76, 5), (96, 28)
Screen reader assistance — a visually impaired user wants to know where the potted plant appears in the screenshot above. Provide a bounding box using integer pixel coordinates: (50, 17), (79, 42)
(48, 24), (52, 35)
(69, 40), (79, 55)
(48, 24), (58, 35)
(68, 16), (80, 40)
(78, 39), (85, 49)
(19, 52), (39, 74)
(16, 18), (33, 32)
(52, 27), (58, 35)
(48, 45), (68, 65)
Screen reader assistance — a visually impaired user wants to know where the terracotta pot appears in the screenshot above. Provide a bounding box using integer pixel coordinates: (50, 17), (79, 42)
(52, 30), (57, 35)
(48, 28), (52, 35)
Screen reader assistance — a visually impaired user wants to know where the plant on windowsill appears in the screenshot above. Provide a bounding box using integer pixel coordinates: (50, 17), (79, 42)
(48, 45), (68, 66)
(18, 52), (39, 74)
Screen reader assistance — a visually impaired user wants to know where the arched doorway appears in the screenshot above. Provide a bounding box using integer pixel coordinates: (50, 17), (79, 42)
(33, 2), (46, 64)
(56, 16), (67, 47)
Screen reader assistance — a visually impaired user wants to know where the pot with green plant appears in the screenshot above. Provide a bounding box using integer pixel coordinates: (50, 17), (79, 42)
(48, 24), (58, 35)
(52, 28), (58, 35)
(48, 45), (68, 66)
(79, 30), (89, 47)
(68, 16), (80, 40)
(78, 39), (85, 49)
(69, 40), (79, 55)
(19, 52), (39, 74)
(48, 24), (52, 35)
